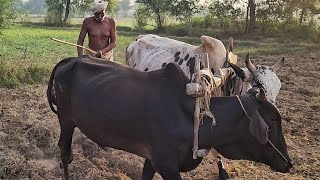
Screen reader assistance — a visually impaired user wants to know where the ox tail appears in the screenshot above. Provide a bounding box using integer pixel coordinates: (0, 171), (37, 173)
(47, 57), (75, 114)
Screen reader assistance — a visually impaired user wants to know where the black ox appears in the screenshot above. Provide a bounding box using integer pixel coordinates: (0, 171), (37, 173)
(47, 56), (292, 180)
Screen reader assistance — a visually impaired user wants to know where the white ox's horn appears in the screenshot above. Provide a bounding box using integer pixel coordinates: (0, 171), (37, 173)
(245, 52), (256, 74)
(256, 88), (267, 102)
(271, 57), (285, 72)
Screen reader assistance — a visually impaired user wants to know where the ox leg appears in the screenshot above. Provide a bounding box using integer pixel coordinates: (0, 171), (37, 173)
(141, 159), (156, 180)
(58, 122), (75, 180)
(152, 159), (181, 180)
(217, 156), (230, 180)
(211, 149), (230, 180)
(156, 165), (181, 180)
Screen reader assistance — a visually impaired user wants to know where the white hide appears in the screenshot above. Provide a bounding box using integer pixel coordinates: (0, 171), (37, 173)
(126, 34), (227, 79)
(254, 65), (281, 103)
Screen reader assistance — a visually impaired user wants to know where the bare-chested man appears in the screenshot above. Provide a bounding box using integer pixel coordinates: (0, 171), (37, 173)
(77, 1), (116, 61)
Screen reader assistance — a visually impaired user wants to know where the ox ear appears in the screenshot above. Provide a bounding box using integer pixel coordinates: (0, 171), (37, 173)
(244, 89), (269, 144)
(248, 110), (269, 144)
(271, 57), (285, 72)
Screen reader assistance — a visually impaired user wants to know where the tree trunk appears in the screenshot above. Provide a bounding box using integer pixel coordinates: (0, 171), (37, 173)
(309, 13), (315, 27)
(248, 0), (256, 33)
(299, 8), (305, 26)
(63, 0), (71, 25)
(156, 7), (163, 31)
(245, 4), (249, 33)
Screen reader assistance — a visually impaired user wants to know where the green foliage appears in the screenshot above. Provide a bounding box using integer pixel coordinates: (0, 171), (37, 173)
(20, 0), (46, 14)
(107, 0), (117, 17)
(0, 0), (14, 28)
(0, 60), (20, 88)
(136, 0), (200, 30)
(119, 0), (131, 17)
(0, 24), (137, 88)
(208, 0), (243, 30)
(134, 5), (151, 30)
(45, 0), (100, 26)
(136, 0), (169, 30)
(169, 0), (201, 22)
(75, 0), (94, 16)
(44, 0), (64, 25)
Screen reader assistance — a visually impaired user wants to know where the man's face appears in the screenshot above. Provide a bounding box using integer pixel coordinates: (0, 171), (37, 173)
(94, 10), (105, 22)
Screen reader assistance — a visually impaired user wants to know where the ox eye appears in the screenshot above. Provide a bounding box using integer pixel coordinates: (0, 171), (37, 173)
(272, 117), (278, 122)
(253, 81), (263, 88)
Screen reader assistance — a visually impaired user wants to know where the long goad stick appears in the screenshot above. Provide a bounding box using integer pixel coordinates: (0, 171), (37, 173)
(192, 54), (201, 159)
(51, 38), (97, 55)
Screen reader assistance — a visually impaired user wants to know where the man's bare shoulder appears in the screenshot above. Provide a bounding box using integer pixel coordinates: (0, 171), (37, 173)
(106, 17), (115, 24)
(83, 17), (95, 25)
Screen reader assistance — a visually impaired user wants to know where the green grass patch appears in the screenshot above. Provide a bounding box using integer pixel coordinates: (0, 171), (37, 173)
(0, 24), (137, 88)
(1, 23), (318, 88)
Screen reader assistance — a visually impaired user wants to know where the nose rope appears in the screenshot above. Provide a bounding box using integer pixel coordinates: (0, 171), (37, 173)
(267, 139), (289, 163)
(235, 95), (289, 164)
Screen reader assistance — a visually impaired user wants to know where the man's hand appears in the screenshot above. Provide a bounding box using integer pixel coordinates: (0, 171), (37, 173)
(96, 50), (103, 58)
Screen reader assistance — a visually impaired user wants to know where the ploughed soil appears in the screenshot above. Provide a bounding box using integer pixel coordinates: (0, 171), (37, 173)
(0, 51), (319, 179)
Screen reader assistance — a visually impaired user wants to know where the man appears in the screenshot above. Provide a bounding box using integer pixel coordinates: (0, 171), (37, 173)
(77, 1), (116, 61)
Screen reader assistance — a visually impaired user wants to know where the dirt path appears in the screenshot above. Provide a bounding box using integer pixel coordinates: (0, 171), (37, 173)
(0, 52), (319, 179)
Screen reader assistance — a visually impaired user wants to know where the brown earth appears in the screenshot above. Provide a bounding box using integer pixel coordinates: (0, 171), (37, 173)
(0, 51), (319, 180)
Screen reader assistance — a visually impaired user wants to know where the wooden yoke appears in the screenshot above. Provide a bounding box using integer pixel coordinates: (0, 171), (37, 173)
(192, 54), (201, 159)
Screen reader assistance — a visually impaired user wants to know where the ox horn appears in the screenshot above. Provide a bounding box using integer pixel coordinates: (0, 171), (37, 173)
(228, 37), (233, 52)
(245, 52), (256, 74)
(271, 57), (285, 72)
(256, 88), (267, 102)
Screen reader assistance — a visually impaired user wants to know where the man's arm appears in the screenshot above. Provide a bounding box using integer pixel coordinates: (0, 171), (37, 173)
(77, 19), (88, 56)
(101, 18), (117, 54)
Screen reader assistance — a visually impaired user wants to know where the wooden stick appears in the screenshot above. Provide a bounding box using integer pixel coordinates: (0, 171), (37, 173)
(193, 54), (201, 159)
(51, 38), (97, 55)
(204, 53), (210, 69)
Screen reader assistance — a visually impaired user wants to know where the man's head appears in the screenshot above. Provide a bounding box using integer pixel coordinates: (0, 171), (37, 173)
(92, 1), (108, 22)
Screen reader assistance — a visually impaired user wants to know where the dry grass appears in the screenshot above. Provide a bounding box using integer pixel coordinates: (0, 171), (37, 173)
(0, 50), (319, 179)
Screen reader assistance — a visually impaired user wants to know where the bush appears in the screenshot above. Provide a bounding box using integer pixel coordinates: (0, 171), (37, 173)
(117, 26), (132, 31)
(0, 60), (51, 88)
(19, 64), (50, 84)
(165, 24), (192, 37)
(0, 60), (20, 88)
(134, 6), (150, 30)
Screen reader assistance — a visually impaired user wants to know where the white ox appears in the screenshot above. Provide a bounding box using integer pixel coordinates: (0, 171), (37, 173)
(126, 34), (237, 79)
(126, 34), (284, 103)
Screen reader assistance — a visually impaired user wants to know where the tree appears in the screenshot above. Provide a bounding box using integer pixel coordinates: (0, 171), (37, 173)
(169, 0), (201, 22)
(45, 0), (99, 25)
(286, 0), (320, 26)
(246, 0), (256, 33)
(120, 0), (131, 17)
(0, 0), (17, 28)
(208, 0), (243, 30)
(135, 0), (200, 30)
(21, 0), (46, 14)
(135, 0), (169, 30)
(107, 0), (117, 17)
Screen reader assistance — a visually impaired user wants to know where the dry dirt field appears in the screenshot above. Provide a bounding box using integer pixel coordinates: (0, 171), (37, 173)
(0, 51), (319, 179)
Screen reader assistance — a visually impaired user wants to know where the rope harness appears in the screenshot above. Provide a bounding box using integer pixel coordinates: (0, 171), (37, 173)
(187, 54), (223, 159)
(235, 95), (289, 164)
